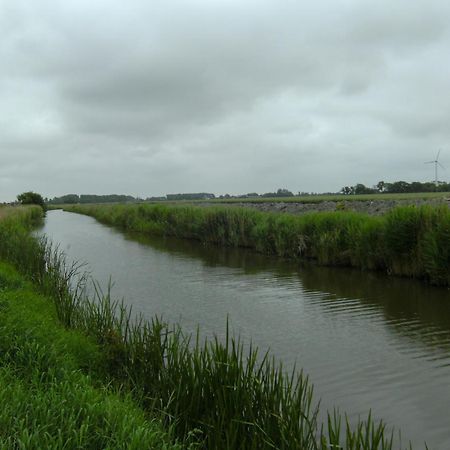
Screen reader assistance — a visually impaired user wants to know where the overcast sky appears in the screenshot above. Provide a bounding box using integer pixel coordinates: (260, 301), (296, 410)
(1, 0), (450, 201)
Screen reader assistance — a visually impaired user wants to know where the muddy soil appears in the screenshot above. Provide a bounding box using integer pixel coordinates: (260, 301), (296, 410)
(198, 198), (450, 216)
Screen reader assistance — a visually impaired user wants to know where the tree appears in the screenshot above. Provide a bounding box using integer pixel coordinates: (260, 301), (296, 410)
(17, 191), (46, 210)
(376, 181), (385, 193)
(341, 186), (352, 195)
(276, 188), (294, 197)
(354, 183), (376, 195)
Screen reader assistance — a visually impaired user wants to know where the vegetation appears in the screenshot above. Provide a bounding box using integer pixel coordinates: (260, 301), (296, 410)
(0, 263), (181, 450)
(167, 193), (215, 200)
(0, 206), (181, 449)
(17, 191), (46, 210)
(63, 202), (450, 286)
(341, 180), (450, 195)
(0, 206), (414, 447)
(47, 181), (450, 207)
(209, 191), (450, 204)
(47, 194), (138, 205)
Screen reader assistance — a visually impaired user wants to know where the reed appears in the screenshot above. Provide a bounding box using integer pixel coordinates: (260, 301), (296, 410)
(0, 262), (182, 450)
(64, 202), (450, 285)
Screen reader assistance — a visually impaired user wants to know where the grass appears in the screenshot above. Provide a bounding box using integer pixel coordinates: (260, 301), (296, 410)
(0, 205), (418, 448)
(0, 261), (183, 450)
(201, 191), (450, 204)
(63, 202), (450, 286)
(0, 207), (183, 449)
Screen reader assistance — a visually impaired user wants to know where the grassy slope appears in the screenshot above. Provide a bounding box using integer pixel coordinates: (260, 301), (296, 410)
(0, 261), (181, 450)
(0, 207), (181, 450)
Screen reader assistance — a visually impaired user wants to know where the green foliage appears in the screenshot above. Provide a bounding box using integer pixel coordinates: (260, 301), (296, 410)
(17, 191), (46, 210)
(47, 193), (139, 205)
(342, 180), (450, 196)
(0, 263), (181, 450)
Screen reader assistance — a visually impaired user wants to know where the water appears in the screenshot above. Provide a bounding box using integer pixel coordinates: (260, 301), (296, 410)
(39, 210), (450, 449)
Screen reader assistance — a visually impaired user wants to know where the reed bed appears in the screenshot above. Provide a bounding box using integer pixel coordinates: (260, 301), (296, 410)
(64, 202), (450, 286)
(0, 206), (415, 448)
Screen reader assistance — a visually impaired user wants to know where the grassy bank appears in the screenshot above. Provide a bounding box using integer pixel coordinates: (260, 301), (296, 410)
(0, 207), (181, 449)
(63, 203), (450, 286)
(0, 262), (181, 449)
(0, 206), (415, 448)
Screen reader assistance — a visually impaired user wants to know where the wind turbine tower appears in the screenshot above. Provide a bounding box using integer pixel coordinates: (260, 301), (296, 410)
(425, 150), (445, 186)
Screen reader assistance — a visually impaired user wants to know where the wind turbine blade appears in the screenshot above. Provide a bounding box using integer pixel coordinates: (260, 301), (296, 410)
(424, 161), (434, 164)
(439, 162), (445, 170)
(437, 149), (441, 161)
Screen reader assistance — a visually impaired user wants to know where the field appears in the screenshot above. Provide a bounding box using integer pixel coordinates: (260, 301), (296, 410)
(203, 191), (450, 204)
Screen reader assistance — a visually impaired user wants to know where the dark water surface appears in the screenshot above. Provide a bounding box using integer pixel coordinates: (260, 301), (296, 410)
(40, 210), (450, 449)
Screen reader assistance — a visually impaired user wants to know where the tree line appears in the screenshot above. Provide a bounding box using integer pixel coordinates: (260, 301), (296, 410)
(46, 194), (138, 204)
(341, 180), (450, 195)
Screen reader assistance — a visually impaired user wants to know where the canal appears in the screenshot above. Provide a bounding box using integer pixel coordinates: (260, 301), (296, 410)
(39, 210), (450, 448)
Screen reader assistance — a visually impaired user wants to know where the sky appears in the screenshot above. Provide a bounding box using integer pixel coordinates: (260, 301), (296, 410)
(1, 0), (450, 201)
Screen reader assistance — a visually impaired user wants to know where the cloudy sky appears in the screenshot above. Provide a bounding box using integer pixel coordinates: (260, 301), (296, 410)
(1, 0), (450, 201)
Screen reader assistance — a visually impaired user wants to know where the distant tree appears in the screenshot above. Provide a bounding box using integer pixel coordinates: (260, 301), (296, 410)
(166, 193), (215, 201)
(385, 181), (409, 193)
(17, 191), (46, 210)
(376, 181), (386, 193)
(276, 188), (294, 197)
(354, 183), (376, 195)
(341, 186), (352, 195)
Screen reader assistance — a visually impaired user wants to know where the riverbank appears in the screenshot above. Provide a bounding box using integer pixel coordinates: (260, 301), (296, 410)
(62, 202), (450, 286)
(0, 262), (180, 449)
(197, 196), (450, 216)
(0, 206), (181, 449)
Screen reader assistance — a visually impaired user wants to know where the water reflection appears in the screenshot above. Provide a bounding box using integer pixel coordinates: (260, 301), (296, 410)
(126, 230), (450, 357)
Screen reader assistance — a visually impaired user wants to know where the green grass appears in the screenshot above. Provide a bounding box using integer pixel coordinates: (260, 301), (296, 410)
(63, 202), (450, 286)
(202, 191), (450, 204)
(46, 191), (450, 210)
(0, 262), (182, 450)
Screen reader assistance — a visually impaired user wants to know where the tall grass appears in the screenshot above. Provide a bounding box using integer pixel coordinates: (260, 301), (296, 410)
(64, 203), (450, 285)
(0, 205), (416, 448)
(0, 261), (183, 450)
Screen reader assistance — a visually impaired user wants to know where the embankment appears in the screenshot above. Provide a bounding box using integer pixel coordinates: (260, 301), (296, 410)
(62, 203), (450, 286)
(0, 206), (180, 449)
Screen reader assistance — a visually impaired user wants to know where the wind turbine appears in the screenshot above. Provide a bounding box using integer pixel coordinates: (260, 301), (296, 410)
(425, 149), (445, 186)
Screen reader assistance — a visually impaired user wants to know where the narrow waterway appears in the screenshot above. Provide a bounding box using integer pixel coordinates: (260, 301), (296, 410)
(39, 210), (450, 449)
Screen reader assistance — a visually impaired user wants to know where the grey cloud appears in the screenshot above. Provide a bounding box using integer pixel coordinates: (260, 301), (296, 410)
(1, 0), (450, 201)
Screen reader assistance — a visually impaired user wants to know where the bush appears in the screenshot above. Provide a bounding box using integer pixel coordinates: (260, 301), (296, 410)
(17, 191), (46, 210)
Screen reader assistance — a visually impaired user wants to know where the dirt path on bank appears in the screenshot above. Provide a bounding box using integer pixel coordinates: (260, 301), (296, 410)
(198, 198), (450, 216)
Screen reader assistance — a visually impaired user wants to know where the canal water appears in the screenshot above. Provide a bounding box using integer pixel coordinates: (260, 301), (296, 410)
(39, 210), (450, 449)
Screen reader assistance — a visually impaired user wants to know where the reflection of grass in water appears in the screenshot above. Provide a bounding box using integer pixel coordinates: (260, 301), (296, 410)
(125, 228), (450, 357)
(0, 207), (411, 448)
(65, 202), (450, 286)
